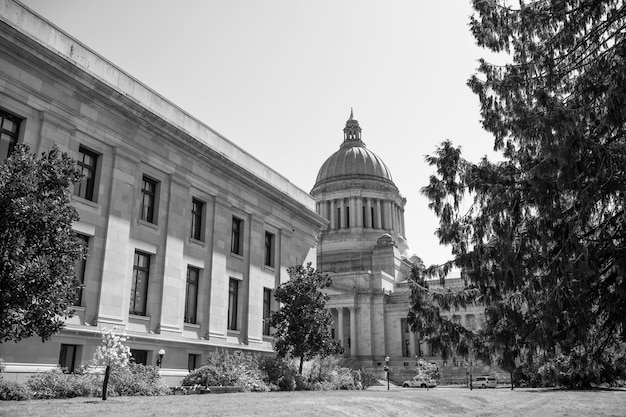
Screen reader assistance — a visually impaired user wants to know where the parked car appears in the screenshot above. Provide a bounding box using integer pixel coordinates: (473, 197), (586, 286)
(402, 376), (437, 388)
(474, 376), (497, 388)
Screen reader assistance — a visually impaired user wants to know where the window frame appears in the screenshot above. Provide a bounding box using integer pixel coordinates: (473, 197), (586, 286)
(140, 176), (158, 224)
(130, 349), (148, 366)
(264, 231), (275, 268)
(73, 234), (89, 306)
(231, 216), (243, 256)
(0, 108), (21, 160)
(130, 251), (151, 316)
(73, 146), (99, 201)
(184, 266), (200, 324)
(263, 287), (272, 336)
(190, 198), (204, 241)
(59, 344), (78, 373)
(227, 278), (240, 331)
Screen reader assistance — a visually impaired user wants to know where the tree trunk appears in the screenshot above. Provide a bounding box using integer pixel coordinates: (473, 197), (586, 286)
(299, 357), (304, 375)
(510, 371), (514, 390)
(102, 365), (111, 400)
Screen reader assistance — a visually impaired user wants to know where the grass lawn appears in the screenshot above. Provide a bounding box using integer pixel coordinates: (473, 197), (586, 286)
(1, 386), (625, 417)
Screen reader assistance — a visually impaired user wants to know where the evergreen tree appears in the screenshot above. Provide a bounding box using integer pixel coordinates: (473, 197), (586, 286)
(413, 0), (626, 386)
(0, 144), (86, 342)
(269, 263), (343, 374)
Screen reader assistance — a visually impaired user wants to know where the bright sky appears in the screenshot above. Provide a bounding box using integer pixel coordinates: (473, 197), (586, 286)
(19, 0), (501, 267)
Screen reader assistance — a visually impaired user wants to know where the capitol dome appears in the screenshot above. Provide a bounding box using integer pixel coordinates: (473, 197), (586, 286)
(312, 110), (396, 191)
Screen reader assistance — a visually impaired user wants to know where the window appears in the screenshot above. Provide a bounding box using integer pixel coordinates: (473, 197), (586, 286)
(227, 278), (239, 330)
(345, 206), (350, 228)
(74, 146), (99, 201)
(130, 349), (148, 365)
(185, 266), (199, 324)
(190, 198), (204, 241)
(140, 176), (158, 223)
(0, 109), (21, 160)
(264, 232), (275, 268)
(59, 344), (78, 373)
(130, 251), (151, 315)
(231, 217), (243, 255)
(401, 318), (411, 357)
(188, 354), (200, 372)
(263, 288), (272, 336)
(73, 234), (89, 306)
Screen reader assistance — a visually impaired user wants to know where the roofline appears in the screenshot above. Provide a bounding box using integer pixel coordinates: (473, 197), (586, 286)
(1, 0), (315, 210)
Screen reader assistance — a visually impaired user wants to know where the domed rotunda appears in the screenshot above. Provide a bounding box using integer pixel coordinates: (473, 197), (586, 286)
(311, 110), (408, 262)
(311, 111), (417, 369)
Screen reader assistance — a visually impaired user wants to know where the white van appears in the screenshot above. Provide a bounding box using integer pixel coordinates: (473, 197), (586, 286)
(474, 376), (497, 388)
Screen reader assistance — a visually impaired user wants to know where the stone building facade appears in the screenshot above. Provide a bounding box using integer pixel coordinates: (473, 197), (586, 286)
(0, 0), (325, 384)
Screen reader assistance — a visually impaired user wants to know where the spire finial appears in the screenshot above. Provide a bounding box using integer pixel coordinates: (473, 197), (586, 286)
(343, 108), (362, 143)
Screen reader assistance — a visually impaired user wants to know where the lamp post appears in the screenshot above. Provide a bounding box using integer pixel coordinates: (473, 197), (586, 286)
(156, 349), (165, 368)
(385, 356), (390, 391)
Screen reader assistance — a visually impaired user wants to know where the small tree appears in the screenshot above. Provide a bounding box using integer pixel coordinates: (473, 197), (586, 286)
(91, 327), (131, 400)
(0, 144), (86, 342)
(269, 263), (343, 374)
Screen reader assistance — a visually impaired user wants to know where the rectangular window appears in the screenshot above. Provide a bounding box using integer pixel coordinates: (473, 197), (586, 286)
(263, 288), (272, 336)
(190, 198), (204, 241)
(130, 251), (151, 316)
(140, 176), (157, 223)
(188, 354), (200, 372)
(227, 278), (239, 330)
(0, 109), (21, 160)
(231, 217), (243, 255)
(73, 146), (99, 201)
(346, 206), (350, 228)
(130, 349), (148, 366)
(59, 344), (78, 373)
(401, 318), (410, 357)
(371, 207), (376, 228)
(185, 266), (199, 324)
(73, 234), (89, 306)
(264, 232), (275, 268)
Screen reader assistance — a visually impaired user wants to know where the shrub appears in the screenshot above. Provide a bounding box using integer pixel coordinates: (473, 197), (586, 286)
(259, 356), (297, 391)
(182, 350), (270, 392)
(108, 363), (169, 396)
(0, 379), (31, 401)
(27, 368), (99, 399)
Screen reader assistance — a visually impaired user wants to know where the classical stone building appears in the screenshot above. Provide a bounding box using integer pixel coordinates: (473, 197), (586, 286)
(0, 0), (325, 384)
(312, 112), (489, 383)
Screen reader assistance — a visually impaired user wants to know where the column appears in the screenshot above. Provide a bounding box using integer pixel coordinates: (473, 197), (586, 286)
(365, 198), (372, 229)
(337, 308), (345, 352)
(330, 200), (336, 230)
(400, 208), (406, 237)
(376, 199), (382, 230)
(349, 307), (357, 357)
(393, 204), (399, 232)
(383, 200), (391, 230)
(350, 196), (357, 230)
(339, 199), (345, 229)
(356, 196), (363, 228)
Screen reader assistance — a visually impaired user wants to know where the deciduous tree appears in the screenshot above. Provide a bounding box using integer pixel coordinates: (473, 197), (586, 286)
(269, 263), (343, 374)
(0, 144), (85, 342)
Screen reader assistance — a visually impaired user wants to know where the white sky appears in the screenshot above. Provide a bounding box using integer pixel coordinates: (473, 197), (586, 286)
(19, 0), (502, 267)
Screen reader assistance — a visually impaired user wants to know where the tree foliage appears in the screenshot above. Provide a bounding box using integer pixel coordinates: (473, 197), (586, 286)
(412, 0), (626, 386)
(0, 144), (86, 343)
(269, 263), (343, 374)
